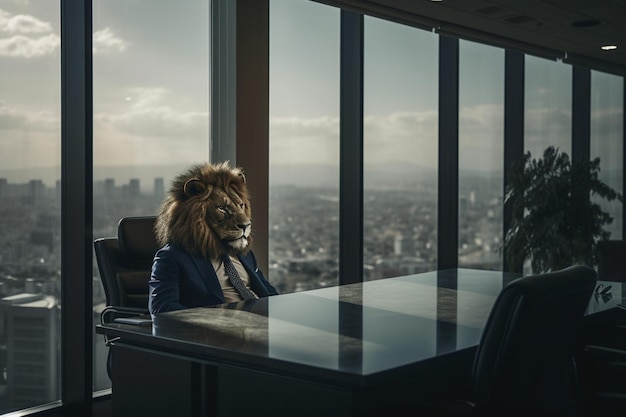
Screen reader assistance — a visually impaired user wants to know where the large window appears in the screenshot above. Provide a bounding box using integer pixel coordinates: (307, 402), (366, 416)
(458, 40), (504, 270)
(0, 0), (61, 412)
(363, 16), (438, 280)
(92, 0), (210, 390)
(269, 0), (340, 293)
(591, 70), (624, 239)
(524, 55), (572, 158)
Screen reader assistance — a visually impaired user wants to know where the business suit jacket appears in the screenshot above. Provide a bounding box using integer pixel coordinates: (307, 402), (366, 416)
(149, 243), (278, 314)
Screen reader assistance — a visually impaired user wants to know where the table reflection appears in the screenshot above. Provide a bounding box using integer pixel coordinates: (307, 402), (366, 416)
(150, 269), (533, 376)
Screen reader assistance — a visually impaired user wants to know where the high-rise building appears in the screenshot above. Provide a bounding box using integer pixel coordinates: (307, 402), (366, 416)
(154, 177), (165, 199)
(0, 178), (7, 199)
(28, 180), (45, 206)
(0, 294), (59, 410)
(128, 179), (140, 199)
(104, 178), (115, 199)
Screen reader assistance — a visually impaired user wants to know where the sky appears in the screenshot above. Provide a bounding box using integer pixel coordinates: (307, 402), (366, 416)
(0, 0), (623, 188)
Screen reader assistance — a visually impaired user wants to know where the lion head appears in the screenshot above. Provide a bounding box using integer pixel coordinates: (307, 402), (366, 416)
(155, 161), (253, 259)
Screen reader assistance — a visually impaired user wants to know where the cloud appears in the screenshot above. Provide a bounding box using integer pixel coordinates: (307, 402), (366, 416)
(0, 33), (58, 57)
(269, 112), (441, 167)
(93, 87), (209, 165)
(0, 8), (58, 57)
(363, 111), (439, 167)
(0, 8), (51, 34)
(95, 87), (207, 137)
(0, 102), (58, 132)
(458, 104), (504, 170)
(0, 102), (28, 128)
(591, 107), (623, 136)
(0, 103), (60, 170)
(93, 27), (127, 54)
(270, 116), (339, 164)
(270, 116), (338, 140)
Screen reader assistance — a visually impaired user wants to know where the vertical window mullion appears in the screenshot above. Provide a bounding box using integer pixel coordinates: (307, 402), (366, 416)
(437, 35), (459, 270)
(235, 0), (270, 275)
(502, 50), (525, 273)
(61, 0), (93, 413)
(339, 10), (364, 285)
(212, 0), (269, 273)
(211, 0), (237, 164)
(572, 67), (591, 164)
(623, 81), (626, 238)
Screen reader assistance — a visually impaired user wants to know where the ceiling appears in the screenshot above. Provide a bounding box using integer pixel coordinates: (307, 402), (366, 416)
(324, 0), (626, 75)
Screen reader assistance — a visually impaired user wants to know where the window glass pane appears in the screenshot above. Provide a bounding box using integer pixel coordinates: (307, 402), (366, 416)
(269, 0), (340, 293)
(92, 0), (209, 390)
(591, 70), (623, 239)
(524, 55), (572, 157)
(458, 40), (504, 270)
(363, 17), (438, 280)
(522, 56), (572, 273)
(0, 0), (61, 412)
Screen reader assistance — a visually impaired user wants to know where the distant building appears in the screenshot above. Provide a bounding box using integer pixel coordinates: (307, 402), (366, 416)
(0, 178), (7, 199)
(128, 179), (140, 198)
(0, 293), (59, 410)
(28, 180), (45, 206)
(104, 178), (115, 199)
(154, 177), (164, 199)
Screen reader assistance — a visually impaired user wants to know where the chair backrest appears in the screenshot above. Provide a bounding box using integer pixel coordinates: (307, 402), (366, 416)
(596, 240), (626, 282)
(94, 216), (159, 310)
(472, 265), (596, 416)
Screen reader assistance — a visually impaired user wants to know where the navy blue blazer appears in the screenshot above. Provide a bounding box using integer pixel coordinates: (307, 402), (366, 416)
(149, 243), (278, 314)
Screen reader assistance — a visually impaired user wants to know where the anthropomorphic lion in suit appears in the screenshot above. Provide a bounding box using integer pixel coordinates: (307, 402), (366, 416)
(149, 162), (278, 314)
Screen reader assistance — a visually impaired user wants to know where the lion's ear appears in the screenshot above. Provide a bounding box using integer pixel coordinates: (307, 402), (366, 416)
(237, 171), (246, 184)
(183, 178), (211, 197)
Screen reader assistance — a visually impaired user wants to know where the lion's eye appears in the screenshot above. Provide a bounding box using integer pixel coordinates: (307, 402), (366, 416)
(217, 205), (228, 214)
(239, 202), (245, 209)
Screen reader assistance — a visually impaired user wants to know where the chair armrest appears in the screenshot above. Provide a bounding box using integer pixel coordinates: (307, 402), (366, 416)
(101, 305), (149, 324)
(584, 344), (626, 356)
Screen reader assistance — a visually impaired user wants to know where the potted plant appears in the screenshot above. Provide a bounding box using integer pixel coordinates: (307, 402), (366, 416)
(502, 146), (622, 273)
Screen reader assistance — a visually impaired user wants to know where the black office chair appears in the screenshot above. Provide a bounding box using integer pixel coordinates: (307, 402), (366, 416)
(472, 265), (596, 417)
(404, 266), (597, 417)
(580, 319), (626, 417)
(94, 216), (159, 377)
(587, 239), (626, 348)
(577, 240), (626, 416)
(597, 240), (626, 283)
(94, 216), (158, 316)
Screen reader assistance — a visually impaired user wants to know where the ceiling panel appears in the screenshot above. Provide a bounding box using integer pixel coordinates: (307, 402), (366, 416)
(323, 0), (626, 74)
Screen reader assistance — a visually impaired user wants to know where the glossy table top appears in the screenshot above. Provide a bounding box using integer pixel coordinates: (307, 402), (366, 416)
(98, 268), (624, 384)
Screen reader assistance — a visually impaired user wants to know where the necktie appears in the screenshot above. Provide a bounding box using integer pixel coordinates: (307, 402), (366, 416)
(222, 254), (258, 300)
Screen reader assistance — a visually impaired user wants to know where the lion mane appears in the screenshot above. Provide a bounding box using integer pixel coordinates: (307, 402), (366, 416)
(155, 162), (253, 259)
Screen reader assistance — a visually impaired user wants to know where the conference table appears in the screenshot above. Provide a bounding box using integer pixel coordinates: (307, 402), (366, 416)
(96, 268), (624, 417)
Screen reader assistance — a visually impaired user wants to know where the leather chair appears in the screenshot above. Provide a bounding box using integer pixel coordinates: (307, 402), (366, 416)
(472, 265), (596, 417)
(597, 239), (626, 283)
(94, 216), (159, 377)
(94, 216), (159, 316)
(580, 322), (626, 417)
(405, 266), (597, 417)
(588, 239), (626, 347)
(578, 241), (626, 416)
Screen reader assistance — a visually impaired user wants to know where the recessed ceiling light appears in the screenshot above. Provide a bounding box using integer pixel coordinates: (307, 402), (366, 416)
(601, 45), (618, 51)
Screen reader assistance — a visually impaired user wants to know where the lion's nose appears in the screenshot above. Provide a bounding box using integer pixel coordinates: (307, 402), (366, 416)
(237, 222), (251, 232)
